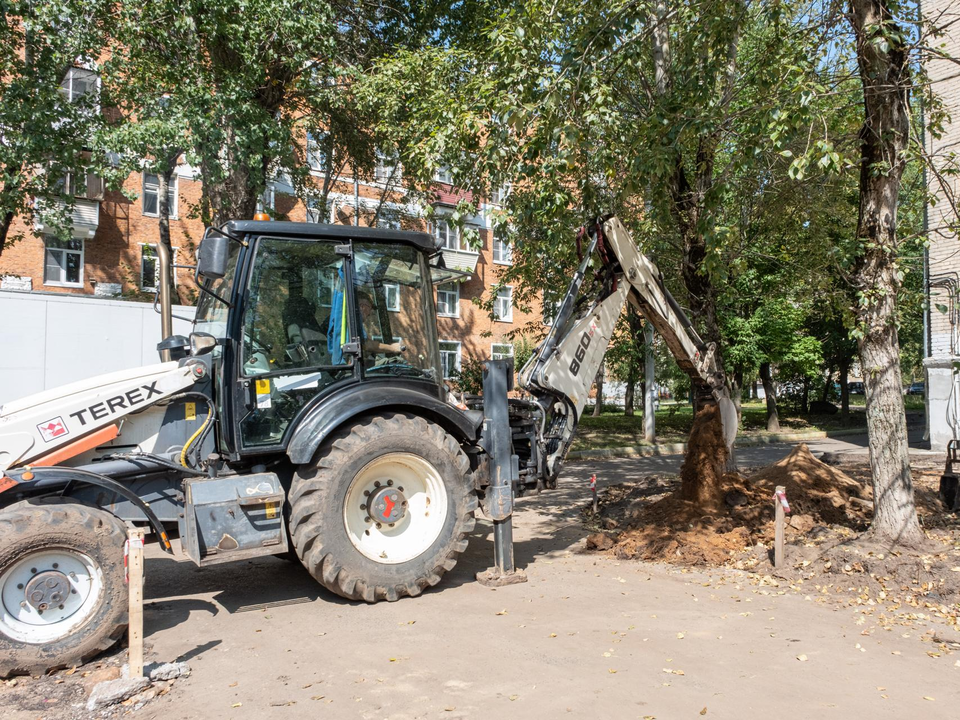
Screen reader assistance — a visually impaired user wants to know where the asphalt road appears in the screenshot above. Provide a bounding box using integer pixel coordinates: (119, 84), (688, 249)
(119, 434), (959, 720)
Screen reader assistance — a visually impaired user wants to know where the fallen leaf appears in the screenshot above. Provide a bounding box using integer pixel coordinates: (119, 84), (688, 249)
(549, 633), (557, 638)
(797, 654), (808, 662)
(496, 609), (508, 615)
(509, 694), (519, 701)
(700, 708), (707, 716)
(923, 696), (935, 701)
(231, 702), (242, 708)
(677, 632), (685, 639)
(444, 706), (456, 712)
(311, 696), (325, 701)
(608, 669), (617, 674)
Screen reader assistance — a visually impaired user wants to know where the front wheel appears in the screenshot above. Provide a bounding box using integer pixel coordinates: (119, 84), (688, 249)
(0, 498), (128, 677)
(289, 413), (477, 602)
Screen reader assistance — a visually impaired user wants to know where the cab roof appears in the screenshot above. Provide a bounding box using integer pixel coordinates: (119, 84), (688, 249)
(222, 220), (440, 254)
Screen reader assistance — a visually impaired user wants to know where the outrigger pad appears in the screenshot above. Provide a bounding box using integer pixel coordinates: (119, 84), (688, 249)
(719, 396), (738, 451)
(476, 567), (528, 587)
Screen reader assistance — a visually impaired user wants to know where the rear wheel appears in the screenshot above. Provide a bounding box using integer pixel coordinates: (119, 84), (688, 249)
(0, 498), (128, 677)
(289, 413), (476, 602)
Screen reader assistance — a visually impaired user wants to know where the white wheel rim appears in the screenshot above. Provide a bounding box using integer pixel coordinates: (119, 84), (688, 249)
(343, 452), (448, 564)
(0, 549), (104, 644)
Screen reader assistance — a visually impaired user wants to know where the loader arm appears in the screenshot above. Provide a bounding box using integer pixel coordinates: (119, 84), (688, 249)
(518, 215), (733, 483)
(0, 360), (204, 474)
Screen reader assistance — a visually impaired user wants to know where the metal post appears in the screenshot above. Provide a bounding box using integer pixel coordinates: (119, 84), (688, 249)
(476, 359), (527, 587)
(644, 323), (656, 443)
(354, 175), (360, 227)
(157, 242), (173, 362)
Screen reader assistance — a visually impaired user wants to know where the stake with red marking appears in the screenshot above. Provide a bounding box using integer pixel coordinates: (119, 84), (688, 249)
(773, 485), (789, 569)
(590, 474), (598, 514)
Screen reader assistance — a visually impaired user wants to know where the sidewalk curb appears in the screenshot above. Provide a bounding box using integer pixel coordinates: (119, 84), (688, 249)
(567, 427), (868, 461)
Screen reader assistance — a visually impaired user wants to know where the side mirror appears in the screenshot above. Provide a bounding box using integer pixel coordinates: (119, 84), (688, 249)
(190, 332), (218, 356)
(197, 232), (229, 281)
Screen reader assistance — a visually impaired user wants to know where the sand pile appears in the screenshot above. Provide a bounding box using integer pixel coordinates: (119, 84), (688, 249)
(592, 444), (874, 565)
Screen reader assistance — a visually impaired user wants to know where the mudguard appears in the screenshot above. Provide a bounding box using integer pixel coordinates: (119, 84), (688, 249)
(285, 383), (481, 465)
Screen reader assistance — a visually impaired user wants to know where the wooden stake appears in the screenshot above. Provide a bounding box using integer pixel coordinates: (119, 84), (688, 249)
(774, 485), (785, 569)
(127, 527), (146, 678)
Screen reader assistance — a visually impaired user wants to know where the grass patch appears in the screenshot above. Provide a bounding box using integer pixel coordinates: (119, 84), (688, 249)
(572, 400), (875, 451)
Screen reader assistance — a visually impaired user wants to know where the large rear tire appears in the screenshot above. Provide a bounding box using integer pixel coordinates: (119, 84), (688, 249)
(289, 413), (476, 602)
(0, 498), (128, 677)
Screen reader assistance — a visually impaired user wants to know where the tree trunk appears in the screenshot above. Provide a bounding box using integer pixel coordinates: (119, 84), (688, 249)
(156, 168), (175, 355)
(749, 377), (757, 400)
(0, 210), (14, 259)
(820, 367), (832, 403)
(624, 369), (636, 416)
(839, 357), (851, 422)
(848, 0), (923, 546)
(759, 362), (780, 432)
(801, 376), (809, 414)
(731, 367), (743, 416)
(593, 366), (604, 417)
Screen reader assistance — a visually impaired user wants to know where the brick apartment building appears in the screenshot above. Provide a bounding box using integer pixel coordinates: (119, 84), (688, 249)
(924, 0), (960, 450)
(0, 76), (544, 379)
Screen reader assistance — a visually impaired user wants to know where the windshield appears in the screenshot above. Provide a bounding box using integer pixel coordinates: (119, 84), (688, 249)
(194, 237), (242, 340)
(353, 242), (439, 382)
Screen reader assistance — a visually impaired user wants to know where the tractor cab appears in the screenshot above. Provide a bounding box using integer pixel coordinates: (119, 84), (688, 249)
(192, 220), (467, 456)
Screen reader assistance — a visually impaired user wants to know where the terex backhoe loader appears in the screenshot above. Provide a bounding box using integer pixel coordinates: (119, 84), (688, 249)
(0, 215), (735, 675)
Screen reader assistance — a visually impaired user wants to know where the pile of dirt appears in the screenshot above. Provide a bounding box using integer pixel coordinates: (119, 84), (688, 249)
(590, 444), (874, 565)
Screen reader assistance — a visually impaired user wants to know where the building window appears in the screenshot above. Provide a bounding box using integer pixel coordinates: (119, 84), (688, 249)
(142, 172), (178, 217)
(433, 218), (459, 250)
(494, 286), (513, 323)
(43, 237), (83, 287)
(434, 166), (453, 184)
(60, 67), (98, 104)
(306, 197), (331, 223)
(491, 343), (514, 361)
(437, 283), (460, 317)
(543, 297), (561, 326)
(58, 171), (87, 198)
(257, 184), (275, 215)
(384, 282), (400, 312)
(439, 341), (461, 379)
(493, 229), (513, 265)
(140, 244), (178, 291)
(306, 131), (328, 173)
(490, 184), (509, 205)
(375, 150), (399, 182)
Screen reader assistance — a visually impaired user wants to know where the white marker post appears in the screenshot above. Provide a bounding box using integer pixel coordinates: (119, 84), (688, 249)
(126, 528), (146, 678)
(773, 486), (790, 569)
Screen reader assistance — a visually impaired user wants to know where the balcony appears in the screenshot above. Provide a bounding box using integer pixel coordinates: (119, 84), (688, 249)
(439, 247), (480, 275)
(34, 197), (100, 240)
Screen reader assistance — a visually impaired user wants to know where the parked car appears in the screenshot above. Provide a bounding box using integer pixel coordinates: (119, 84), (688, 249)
(848, 381), (864, 394)
(906, 381), (925, 396)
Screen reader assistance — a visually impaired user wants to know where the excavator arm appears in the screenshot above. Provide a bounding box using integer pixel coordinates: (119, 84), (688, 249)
(518, 215), (735, 484)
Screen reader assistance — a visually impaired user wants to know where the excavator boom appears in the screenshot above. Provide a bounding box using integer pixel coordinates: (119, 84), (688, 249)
(518, 216), (735, 483)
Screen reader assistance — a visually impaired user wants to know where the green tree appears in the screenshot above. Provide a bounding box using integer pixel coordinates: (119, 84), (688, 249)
(0, 1), (110, 258)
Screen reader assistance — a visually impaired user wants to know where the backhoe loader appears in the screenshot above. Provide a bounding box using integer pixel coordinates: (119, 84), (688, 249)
(0, 215), (734, 675)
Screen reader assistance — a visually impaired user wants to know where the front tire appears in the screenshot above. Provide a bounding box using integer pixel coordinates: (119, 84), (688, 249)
(0, 498), (128, 677)
(289, 413), (477, 602)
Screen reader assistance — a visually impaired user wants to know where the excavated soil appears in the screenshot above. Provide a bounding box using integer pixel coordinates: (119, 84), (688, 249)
(584, 445), (960, 614)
